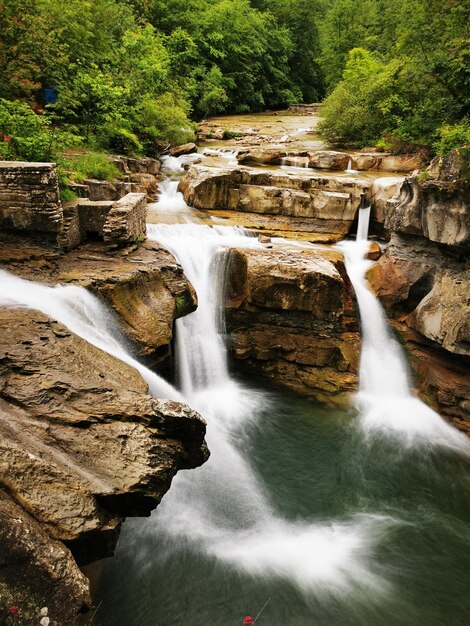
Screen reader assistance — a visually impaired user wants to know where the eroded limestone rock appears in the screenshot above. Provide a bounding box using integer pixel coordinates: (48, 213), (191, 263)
(179, 164), (371, 241)
(381, 177), (470, 248)
(225, 246), (360, 404)
(0, 307), (208, 619)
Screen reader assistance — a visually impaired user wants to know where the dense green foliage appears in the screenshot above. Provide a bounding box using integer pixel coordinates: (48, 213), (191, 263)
(0, 0), (325, 156)
(0, 98), (77, 161)
(0, 0), (468, 157)
(318, 0), (470, 150)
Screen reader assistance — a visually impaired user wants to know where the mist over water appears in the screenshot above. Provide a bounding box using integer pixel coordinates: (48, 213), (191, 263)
(144, 223), (390, 596)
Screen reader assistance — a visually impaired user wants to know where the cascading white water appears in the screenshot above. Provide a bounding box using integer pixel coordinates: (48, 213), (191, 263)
(143, 222), (393, 596)
(338, 217), (470, 453)
(154, 179), (189, 212)
(160, 154), (185, 173)
(202, 147), (238, 165)
(356, 205), (372, 241)
(0, 270), (181, 402)
(345, 159), (358, 174)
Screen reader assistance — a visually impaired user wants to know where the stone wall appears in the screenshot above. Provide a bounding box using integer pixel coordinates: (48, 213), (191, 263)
(0, 161), (62, 237)
(58, 195), (147, 249)
(102, 192), (147, 245)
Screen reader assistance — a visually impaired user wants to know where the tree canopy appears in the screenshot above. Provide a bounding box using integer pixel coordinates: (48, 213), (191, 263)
(0, 0), (468, 156)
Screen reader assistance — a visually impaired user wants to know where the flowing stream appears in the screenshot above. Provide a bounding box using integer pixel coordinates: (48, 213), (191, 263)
(0, 270), (180, 401)
(1, 151), (469, 624)
(93, 189), (470, 624)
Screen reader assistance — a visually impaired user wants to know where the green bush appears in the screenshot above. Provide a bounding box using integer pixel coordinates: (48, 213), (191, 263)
(100, 126), (143, 155)
(132, 94), (196, 155)
(434, 122), (470, 156)
(318, 49), (394, 148)
(0, 98), (78, 162)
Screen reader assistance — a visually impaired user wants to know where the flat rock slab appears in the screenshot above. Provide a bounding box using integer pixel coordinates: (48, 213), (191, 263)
(0, 236), (197, 361)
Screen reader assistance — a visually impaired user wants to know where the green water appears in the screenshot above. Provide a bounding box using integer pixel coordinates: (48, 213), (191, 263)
(93, 385), (470, 626)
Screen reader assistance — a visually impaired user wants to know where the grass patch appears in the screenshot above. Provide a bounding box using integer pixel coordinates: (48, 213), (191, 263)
(64, 151), (122, 182)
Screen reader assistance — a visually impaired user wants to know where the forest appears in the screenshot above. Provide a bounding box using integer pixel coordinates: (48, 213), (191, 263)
(0, 0), (469, 163)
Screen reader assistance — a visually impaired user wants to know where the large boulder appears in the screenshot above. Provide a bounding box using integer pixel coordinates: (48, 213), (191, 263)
(179, 164), (372, 241)
(225, 246), (360, 404)
(380, 175), (470, 249)
(308, 150), (350, 170)
(170, 143), (197, 157)
(237, 150), (288, 165)
(0, 307), (208, 620)
(410, 270), (470, 356)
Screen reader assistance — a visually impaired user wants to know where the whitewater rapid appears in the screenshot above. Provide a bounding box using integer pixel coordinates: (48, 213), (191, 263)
(0, 270), (181, 402)
(338, 210), (470, 454)
(143, 222), (393, 597)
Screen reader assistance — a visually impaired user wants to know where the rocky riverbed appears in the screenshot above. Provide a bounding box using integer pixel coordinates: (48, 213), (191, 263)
(0, 108), (468, 624)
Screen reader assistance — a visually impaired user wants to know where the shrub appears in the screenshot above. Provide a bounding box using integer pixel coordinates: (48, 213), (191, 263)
(100, 126), (143, 155)
(434, 122), (470, 156)
(0, 98), (78, 162)
(132, 93), (196, 155)
(66, 152), (122, 182)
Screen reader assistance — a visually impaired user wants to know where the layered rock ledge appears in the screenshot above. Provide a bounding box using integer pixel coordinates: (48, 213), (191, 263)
(225, 245), (360, 405)
(179, 164), (375, 242)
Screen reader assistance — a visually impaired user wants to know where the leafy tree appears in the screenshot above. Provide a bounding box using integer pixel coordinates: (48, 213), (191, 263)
(0, 98), (77, 161)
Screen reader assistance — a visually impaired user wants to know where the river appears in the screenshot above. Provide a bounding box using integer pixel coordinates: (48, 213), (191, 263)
(91, 155), (470, 625)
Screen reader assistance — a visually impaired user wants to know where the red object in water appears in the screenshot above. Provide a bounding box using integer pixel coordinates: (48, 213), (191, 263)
(8, 605), (19, 616)
(243, 617), (255, 625)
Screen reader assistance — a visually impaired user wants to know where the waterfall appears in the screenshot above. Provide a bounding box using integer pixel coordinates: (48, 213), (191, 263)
(337, 239), (470, 454)
(345, 159), (358, 174)
(0, 270), (181, 402)
(142, 222), (392, 596)
(357, 205), (371, 241)
(154, 179), (189, 212)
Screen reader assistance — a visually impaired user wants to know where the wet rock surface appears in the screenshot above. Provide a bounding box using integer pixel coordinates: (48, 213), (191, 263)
(225, 246), (360, 404)
(0, 234), (197, 365)
(0, 307), (207, 622)
(179, 164), (372, 241)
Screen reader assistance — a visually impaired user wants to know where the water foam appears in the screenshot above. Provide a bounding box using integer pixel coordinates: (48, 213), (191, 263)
(338, 239), (470, 454)
(145, 223), (392, 596)
(0, 270), (181, 401)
